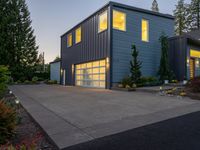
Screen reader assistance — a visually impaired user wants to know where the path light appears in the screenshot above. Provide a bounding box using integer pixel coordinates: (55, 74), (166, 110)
(9, 91), (12, 94)
(160, 86), (163, 90)
(15, 98), (20, 104)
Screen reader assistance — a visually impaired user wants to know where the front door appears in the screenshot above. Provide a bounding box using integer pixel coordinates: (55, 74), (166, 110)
(190, 58), (195, 79)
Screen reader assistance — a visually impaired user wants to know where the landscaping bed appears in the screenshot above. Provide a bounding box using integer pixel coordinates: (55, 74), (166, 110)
(0, 91), (58, 150)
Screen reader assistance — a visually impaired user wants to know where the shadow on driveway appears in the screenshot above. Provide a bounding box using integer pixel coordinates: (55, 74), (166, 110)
(67, 111), (200, 150)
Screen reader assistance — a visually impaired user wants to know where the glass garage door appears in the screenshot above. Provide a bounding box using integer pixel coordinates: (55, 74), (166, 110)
(75, 59), (106, 88)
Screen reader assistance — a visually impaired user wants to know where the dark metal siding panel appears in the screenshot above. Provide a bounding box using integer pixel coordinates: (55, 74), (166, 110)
(61, 7), (110, 86)
(168, 37), (187, 80)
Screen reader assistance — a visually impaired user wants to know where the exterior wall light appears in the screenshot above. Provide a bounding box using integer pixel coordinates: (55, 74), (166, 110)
(196, 60), (199, 67)
(61, 69), (63, 74)
(187, 58), (190, 66)
(106, 57), (110, 69)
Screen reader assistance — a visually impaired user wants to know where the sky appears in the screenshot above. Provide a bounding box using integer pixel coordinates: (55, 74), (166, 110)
(26, 0), (191, 63)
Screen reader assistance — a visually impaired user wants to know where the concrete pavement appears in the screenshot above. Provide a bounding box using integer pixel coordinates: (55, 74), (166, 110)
(9, 84), (200, 149)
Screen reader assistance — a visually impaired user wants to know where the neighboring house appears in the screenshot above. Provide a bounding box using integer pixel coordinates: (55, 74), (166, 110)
(60, 1), (174, 89)
(50, 60), (61, 83)
(169, 30), (200, 81)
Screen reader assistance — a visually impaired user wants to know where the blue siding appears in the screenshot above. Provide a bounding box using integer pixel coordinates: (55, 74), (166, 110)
(50, 62), (61, 83)
(112, 7), (174, 83)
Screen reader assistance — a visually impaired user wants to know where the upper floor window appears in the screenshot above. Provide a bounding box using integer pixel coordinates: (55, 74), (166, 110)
(113, 10), (126, 31)
(98, 10), (108, 33)
(141, 19), (149, 42)
(67, 33), (72, 47)
(75, 27), (81, 44)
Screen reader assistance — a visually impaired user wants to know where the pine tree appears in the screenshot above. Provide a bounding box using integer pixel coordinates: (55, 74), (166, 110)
(0, 0), (38, 80)
(151, 0), (159, 12)
(130, 44), (142, 84)
(174, 0), (188, 35)
(187, 0), (200, 30)
(158, 33), (170, 81)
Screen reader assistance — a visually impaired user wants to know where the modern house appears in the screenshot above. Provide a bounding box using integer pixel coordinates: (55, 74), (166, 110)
(60, 1), (175, 89)
(169, 30), (200, 81)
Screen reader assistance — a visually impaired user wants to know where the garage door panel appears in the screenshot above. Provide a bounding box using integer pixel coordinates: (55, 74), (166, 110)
(75, 59), (106, 88)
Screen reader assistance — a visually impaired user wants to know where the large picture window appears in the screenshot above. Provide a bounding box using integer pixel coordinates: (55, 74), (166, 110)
(98, 10), (108, 33)
(113, 10), (126, 31)
(142, 19), (149, 42)
(67, 33), (72, 47)
(75, 27), (81, 44)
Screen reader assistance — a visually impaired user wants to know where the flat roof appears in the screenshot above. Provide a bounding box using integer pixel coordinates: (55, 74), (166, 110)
(61, 1), (174, 37)
(50, 60), (61, 64)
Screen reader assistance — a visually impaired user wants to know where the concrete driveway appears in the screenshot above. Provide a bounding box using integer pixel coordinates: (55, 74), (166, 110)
(10, 84), (200, 149)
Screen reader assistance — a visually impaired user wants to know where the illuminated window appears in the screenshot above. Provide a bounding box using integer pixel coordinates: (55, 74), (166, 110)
(98, 10), (108, 33)
(190, 49), (200, 58)
(113, 10), (126, 31)
(141, 19), (149, 42)
(75, 27), (81, 44)
(67, 33), (72, 47)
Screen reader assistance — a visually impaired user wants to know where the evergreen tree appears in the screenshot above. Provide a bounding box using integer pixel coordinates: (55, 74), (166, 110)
(130, 44), (142, 84)
(0, 0), (38, 80)
(158, 33), (171, 81)
(174, 0), (188, 35)
(187, 0), (200, 30)
(151, 0), (159, 12)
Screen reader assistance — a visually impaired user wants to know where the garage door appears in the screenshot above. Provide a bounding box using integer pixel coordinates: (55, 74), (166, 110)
(75, 59), (106, 88)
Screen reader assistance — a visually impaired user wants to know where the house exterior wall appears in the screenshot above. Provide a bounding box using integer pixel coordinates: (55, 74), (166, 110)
(61, 6), (111, 87)
(188, 44), (200, 78)
(168, 37), (187, 81)
(50, 62), (60, 83)
(111, 6), (174, 84)
(61, 2), (175, 88)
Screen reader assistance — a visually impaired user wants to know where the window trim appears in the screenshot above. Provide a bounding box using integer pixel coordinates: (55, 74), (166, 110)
(98, 10), (108, 33)
(141, 19), (149, 42)
(67, 33), (73, 47)
(113, 10), (126, 32)
(75, 27), (82, 44)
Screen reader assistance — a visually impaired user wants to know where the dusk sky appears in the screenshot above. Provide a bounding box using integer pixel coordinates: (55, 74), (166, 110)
(26, 0), (191, 63)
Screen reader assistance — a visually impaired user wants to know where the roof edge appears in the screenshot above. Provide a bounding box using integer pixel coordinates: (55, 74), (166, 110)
(61, 1), (174, 38)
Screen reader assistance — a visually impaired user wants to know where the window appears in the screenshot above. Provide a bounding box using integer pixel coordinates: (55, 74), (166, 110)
(75, 27), (81, 44)
(142, 19), (149, 42)
(67, 33), (72, 47)
(113, 10), (126, 31)
(98, 10), (108, 33)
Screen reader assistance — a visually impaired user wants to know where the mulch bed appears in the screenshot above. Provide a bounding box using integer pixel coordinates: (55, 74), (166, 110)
(0, 92), (58, 150)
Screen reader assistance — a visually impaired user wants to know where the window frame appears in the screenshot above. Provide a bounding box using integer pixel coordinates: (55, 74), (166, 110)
(113, 10), (126, 32)
(141, 19), (149, 42)
(98, 10), (108, 33)
(67, 33), (73, 47)
(75, 27), (82, 44)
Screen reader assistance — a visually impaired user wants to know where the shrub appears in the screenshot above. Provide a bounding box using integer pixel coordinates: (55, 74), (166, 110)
(24, 80), (31, 84)
(137, 76), (159, 87)
(121, 76), (133, 88)
(0, 66), (10, 98)
(32, 76), (39, 84)
(45, 80), (57, 85)
(187, 76), (200, 93)
(0, 101), (17, 144)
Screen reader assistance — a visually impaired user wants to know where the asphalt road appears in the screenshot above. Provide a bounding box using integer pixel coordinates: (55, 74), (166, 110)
(67, 111), (200, 150)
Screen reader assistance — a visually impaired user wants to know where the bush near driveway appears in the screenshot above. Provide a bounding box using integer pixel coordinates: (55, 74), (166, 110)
(45, 80), (58, 85)
(187, 77), (200, 93)
(0, 101), (17, 144)
(0, 66), (10, 98)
